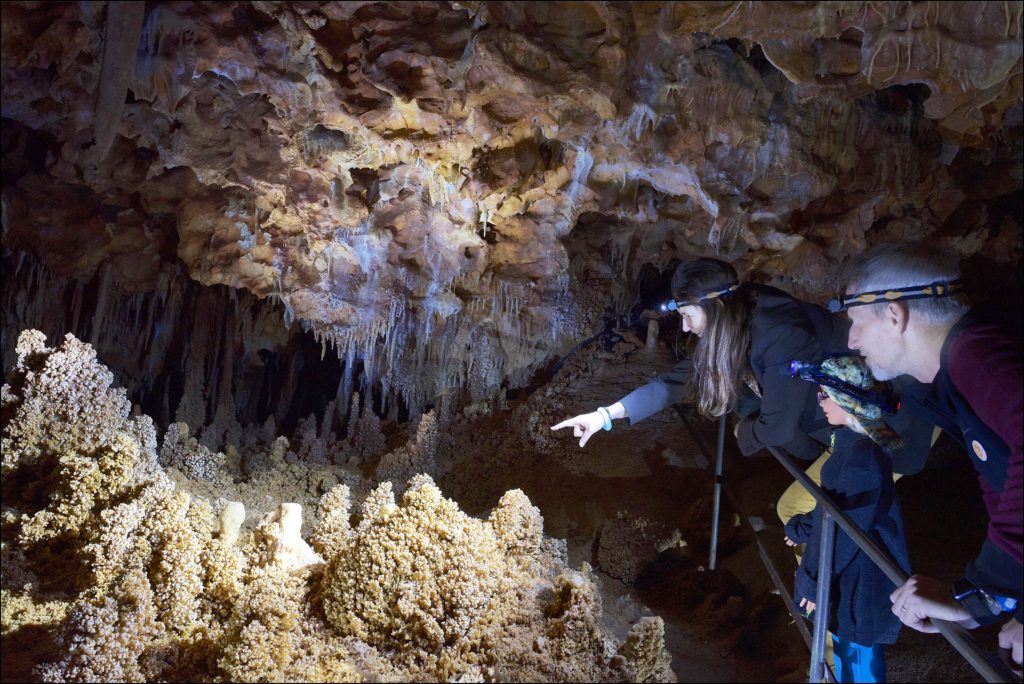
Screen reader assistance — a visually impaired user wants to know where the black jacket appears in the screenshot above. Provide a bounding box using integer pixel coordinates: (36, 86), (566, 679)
(620, 285), (839, 461)
(736, 285), (838, 460)
(619, 284), (934, 469)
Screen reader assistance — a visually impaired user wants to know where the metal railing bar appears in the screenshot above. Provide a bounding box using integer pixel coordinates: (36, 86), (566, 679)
(810, 512), (836, 683)
(753, 528), (813, 645)
(766, 445), (1017, 684)
(674, 404), (1010, 682)
(709, 414), (726, 570)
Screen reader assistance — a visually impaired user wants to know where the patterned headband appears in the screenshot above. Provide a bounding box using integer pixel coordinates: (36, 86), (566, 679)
(828, 280), (962, 313)
(790, 358), (901, 416)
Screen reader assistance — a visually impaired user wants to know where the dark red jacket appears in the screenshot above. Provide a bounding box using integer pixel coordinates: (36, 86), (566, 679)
(907, 313), (1023, 621)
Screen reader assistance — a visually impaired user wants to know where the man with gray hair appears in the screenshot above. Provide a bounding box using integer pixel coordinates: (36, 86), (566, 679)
(838, 242), (1022, 667)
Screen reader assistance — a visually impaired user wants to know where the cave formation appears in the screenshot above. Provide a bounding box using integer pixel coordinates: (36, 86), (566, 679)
(1, 1), (1021, 682)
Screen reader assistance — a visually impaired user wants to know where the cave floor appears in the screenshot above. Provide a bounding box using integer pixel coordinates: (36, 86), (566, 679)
(435, 340), (1002, 682)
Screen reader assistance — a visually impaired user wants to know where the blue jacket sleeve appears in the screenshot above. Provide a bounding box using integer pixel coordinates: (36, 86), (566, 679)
(794, 562), (819, 609)
(619, 357), (693, 425)
(828, 465), (887, 578)
(785, 511), (815, 545)
(791, 509), (820, 606)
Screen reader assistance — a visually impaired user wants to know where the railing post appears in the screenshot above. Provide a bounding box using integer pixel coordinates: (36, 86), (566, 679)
(809, 512), (836, 683)
(709, 414), (726, 571)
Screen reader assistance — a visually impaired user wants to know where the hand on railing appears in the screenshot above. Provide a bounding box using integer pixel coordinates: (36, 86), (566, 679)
(889, 574), (978, 633)
(799, 596), (817, 616)
(998, 618), (1022, 671)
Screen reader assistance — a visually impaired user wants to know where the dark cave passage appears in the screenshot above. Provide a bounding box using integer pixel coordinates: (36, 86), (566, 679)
(0, 248), (365, 442)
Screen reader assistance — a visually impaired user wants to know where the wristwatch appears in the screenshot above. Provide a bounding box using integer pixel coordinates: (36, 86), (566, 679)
(952, 577), (1003, 620)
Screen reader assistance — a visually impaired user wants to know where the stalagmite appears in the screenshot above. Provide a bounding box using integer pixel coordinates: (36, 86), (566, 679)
(646, 319), (659, 350)
(219, 501), (246, 547)
(256, 503), (323, 573)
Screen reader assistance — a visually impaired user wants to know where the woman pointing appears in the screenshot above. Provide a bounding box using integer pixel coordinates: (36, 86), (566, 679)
(551, 257), (841, 461)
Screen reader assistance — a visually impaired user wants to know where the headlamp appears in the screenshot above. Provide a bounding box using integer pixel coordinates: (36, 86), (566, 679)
(828, 280), (963, 313)
(789, 359), (901, 415)
(659, 283), (739, 313)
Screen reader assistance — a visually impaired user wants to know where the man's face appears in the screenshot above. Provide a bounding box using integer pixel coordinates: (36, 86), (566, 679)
(846, 303), (906, 380)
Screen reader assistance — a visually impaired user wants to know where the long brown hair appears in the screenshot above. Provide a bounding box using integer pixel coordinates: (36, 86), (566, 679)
(672, 259), (753, 417)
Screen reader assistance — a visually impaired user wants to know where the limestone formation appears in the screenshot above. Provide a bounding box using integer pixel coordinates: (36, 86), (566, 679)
(2, 2), (1019, 419)
(1, 330), (675, 682)
(1, 3), (1021, 680)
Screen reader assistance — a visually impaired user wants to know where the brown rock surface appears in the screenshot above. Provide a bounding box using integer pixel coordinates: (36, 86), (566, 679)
(3, 1), (1021, 413)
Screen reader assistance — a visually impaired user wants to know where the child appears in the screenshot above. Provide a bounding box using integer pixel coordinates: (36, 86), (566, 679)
(785, 354), (911, 683)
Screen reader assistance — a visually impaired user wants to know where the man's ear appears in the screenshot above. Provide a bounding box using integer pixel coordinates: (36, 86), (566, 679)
(886, 301), (910, 333)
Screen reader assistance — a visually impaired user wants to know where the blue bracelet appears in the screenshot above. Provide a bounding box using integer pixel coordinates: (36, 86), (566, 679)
(596, 406), (612, 431)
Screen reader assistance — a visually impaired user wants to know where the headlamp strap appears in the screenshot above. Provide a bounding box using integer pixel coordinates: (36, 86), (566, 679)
(828, 279), (963, 313)
(662, 282), (740, 312)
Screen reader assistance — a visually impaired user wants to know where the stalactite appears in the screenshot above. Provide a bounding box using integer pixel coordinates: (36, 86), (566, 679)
(174, 298), (208, 432)
(69, 280), (85, 335)
(201, 298), (240, 452)
(89, 2), (147, 171)
(340, 348), (356, 419)
(89, 261), (112, 347)
(276, 352), (302, 427)
(620, 103), (657, 141)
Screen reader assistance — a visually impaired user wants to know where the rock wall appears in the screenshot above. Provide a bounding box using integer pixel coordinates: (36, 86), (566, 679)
(2, 1), (1021, 413)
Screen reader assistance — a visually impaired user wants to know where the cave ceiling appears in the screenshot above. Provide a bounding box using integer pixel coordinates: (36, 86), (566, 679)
(2, 1), (1022, 411)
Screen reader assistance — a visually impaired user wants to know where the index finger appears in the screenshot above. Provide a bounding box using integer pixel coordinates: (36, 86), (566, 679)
(550, 419), (576, 431)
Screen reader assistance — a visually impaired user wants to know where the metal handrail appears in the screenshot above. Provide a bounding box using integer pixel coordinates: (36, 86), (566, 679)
(673, 404), (1014, 682)
(767, 445), (1018, 684)
(708, 414), (726, 571)
(809, 512), (836, 683)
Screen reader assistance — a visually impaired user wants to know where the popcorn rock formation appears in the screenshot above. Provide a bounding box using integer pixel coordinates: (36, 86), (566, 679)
(1, 330), (675, 682)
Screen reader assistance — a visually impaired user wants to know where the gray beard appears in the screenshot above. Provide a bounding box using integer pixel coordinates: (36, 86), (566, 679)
(866, 360), (898, 381)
